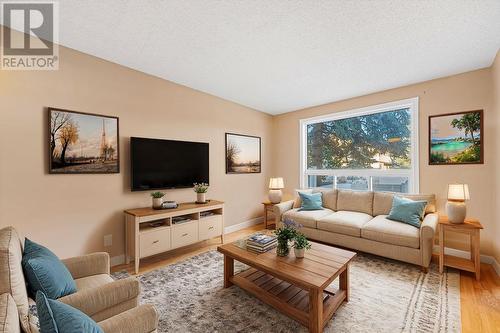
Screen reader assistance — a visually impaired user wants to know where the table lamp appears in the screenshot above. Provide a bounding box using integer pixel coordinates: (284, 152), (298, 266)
(269, 177), (284, 204)
(446, 184), (470, 224)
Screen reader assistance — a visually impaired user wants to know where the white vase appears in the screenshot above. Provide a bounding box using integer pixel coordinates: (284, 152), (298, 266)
(294, 247), (305, 258)
(197, 192), (206, 203)
(152, 197), (163, 209)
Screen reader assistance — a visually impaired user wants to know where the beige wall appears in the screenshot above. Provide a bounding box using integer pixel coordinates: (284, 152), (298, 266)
(493, 50), (500, 263)
(0, 44), (273, 260)
(273, 68), (497, 257)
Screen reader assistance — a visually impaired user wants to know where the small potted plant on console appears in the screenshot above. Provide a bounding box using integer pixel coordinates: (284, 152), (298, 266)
(193, 183), (209, 203)
(293, 233), (311, 258)
(151, 191), (165, 209)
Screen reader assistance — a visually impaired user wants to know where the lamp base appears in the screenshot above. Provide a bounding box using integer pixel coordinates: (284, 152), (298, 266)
(446, 201), (466, 224)
(269, 189), (282, 204)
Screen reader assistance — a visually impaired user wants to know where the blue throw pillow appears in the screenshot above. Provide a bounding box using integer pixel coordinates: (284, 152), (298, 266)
(36, 291), (103, 333)
(298, 192), (323, 211)
(387, 196), (427, 228)
(22, 239), (77, 299)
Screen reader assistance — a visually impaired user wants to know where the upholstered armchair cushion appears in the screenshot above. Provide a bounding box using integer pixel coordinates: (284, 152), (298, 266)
(62, 253), (110, 279)
(0, 227), (32, 333)
(58, 277), (140, 322)
(0, 293), (21, 333)
(98, 304), (158, 333)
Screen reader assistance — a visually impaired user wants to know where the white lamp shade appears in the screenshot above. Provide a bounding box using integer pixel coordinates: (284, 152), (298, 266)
(269, 177), (284, 189)
(447, 184), (470, 201)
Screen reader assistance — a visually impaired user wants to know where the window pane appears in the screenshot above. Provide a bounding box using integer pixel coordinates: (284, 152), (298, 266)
(307, 108), (411, 170)
(336, 176), (368, 191)
(307, 175), (334, 188)
(372, 176), (409, 193)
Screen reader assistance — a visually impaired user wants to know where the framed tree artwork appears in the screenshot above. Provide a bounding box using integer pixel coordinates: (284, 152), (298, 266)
(225, 133), (261, 174)
(49, 107), (120, 173)
(429, 110), (483, 165)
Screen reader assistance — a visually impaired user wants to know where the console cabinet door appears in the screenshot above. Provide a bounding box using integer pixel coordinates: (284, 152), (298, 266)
(172, 222), (199, 248)
(199, 215), (223, 240)
(139, 228), (171, 258)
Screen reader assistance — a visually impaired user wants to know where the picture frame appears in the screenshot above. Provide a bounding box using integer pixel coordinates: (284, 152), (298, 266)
(48, 107), (120, 174)
(225, 133), (261, 174)
(428, 110), (483, 165)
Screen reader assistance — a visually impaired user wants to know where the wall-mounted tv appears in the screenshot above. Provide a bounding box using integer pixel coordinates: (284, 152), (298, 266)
(131, 137), (209, 191)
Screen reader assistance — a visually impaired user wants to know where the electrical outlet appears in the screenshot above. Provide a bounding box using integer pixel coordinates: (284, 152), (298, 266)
(104, 234), (112, 247)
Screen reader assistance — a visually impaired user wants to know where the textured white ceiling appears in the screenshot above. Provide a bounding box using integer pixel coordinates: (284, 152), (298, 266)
(5, 1), (500, 114)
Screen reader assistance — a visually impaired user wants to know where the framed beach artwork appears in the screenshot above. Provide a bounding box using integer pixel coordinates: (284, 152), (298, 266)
(429, 110), (483, 165)
(49, 108), (120, 173)
(225, 133), (261, 174)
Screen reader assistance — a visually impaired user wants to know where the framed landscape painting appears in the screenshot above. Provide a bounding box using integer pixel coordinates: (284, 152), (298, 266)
(429, 110), (483, 165)
(225, 133), (261, 174)
(49, 108), (120, 173)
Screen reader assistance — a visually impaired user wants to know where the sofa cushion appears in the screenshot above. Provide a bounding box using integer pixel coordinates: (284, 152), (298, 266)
(36, 291), (103, 333)
(361, 215), (420, 249)
(22, 238), (77, 300)
(75, 274), (114, 291)
(373, 192), (436, 216)
(0, 293), (21, 333)
(317, 211), (372, 237)
(337, 190), (374, 215)
(0, 227), (31, 333)
(283, 208), (334, 229)
(314, 189), (338, 211)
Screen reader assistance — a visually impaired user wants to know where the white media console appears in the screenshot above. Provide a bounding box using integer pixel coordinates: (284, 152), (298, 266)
(125, 200), (224, 274)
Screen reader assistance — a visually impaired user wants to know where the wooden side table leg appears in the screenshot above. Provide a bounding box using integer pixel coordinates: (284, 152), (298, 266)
(224, 255), (234, 288)
(472, 230), (480, 281)
(339, 265), (350, 302)
(439, 225), (444, 274)
(309, 288), (323, 333)
(264, 206), (268, 229)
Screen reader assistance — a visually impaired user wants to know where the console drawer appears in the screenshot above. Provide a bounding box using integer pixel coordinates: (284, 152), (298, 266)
(172, 222), (198, 248)
(199, 215), (223, 240)
(139, 228), (171, 258)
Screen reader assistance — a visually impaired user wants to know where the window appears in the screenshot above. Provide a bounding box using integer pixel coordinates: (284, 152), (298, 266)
(300, 98), (419, 193)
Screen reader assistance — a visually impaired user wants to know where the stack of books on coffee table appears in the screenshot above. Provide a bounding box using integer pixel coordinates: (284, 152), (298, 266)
(246, 233), (277, 253)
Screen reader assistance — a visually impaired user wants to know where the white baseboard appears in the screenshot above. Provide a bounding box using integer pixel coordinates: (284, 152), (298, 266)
(110, 254), (125, 267)
(433, 245), (500, 276)
(224, 216), (264, 234)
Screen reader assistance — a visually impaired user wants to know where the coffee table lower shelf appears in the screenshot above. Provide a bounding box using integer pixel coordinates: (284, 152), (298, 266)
(230, 267), (346, 330)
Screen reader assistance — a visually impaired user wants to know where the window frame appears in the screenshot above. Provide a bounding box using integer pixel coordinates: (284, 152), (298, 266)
(299, 97), (419, 193)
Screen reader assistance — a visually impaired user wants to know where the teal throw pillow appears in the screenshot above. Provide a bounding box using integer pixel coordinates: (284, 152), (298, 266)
(298, 192), (323, 211)
(22, 239), (77, 299)
(387, 196), (427, 228)
(36, 291), (103, 333)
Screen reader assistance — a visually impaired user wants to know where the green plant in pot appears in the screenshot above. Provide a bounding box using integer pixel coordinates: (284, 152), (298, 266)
(193, 183), (209, 203)
(293, 233), (311, 258)
(150, 191), (165, 209)
(274, 218), (300, 256)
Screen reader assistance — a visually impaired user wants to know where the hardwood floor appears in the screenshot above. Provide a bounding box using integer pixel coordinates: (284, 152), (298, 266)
(113, 223), (500, 333)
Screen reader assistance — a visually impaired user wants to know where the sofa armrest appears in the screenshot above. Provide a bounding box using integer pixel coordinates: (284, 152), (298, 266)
(273, 200), (294, 223)
(0, 293), (21, 333)
(420, 213), (438, 268)
(62, 252), (110, 279)
(59, 277), (139, 319)
(98, 304), (158, 333)
(421, 213), (438, 240)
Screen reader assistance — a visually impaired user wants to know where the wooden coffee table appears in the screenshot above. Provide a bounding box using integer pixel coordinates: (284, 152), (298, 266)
(217, 241), (356, 333)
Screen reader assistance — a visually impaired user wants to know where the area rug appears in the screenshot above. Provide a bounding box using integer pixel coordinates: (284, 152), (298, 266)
(114, 250), (460, 333)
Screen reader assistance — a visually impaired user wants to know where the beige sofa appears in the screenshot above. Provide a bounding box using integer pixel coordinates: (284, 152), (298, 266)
(0, 226), (158, 333)
(274, 190), (438, 271)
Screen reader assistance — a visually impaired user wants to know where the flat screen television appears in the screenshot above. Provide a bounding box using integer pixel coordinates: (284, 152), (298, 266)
(131, 137), (209, 191)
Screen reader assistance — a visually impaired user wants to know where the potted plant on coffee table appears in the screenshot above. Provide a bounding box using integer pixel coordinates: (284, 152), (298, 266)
(193, 183), (209, 203)
(274, 218), (300, 257)
(293, 233), (311, 258)
(150, 191), (165, 209)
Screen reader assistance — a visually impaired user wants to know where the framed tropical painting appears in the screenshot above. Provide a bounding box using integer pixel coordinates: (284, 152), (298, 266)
(225, 133), (261, 174)
(429, 110), (483, 165)
(49, 107), (120, 173)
